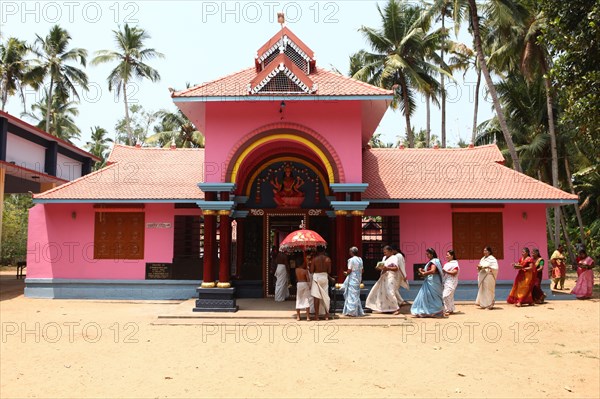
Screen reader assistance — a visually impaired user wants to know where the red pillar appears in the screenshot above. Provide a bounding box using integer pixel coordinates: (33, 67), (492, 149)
(218, 210), (231, 287)
(335, 210), (347, 283)
(201, 210), (216, 287)
(351, 211), (363, 255)
(201, 192), (217, 288)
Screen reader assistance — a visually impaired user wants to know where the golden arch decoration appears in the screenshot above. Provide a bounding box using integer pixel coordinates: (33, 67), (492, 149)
(229, 133), (336, 184)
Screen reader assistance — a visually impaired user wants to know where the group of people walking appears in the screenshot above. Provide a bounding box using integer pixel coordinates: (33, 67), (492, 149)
(271, 243), (596, 320)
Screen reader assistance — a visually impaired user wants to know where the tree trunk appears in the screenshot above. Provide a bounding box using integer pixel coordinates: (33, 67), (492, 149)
(441, 14), (446, 148)
(123, 82), (133, 145)
(426, 92), (431, 147)
(540, 170), (555, 249)
(564, 156), (586, 246)
(45, 76), (54, 134)
(471, 67), (481, 144)
(1, 78), (7, 111)
(399, 75), (414, 147)
(559, 208), (576, 266)
(542, 74), (561, 247)
(467, 0), (521, 171)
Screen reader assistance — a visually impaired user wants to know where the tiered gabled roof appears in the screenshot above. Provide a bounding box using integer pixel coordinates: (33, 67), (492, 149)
(255, 27), (316, 74)
(250, 27), (317, 94)
(173, 27), (392, 99)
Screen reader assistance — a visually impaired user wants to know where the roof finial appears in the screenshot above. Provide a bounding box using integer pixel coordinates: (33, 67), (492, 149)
(277, 12), (285, 27)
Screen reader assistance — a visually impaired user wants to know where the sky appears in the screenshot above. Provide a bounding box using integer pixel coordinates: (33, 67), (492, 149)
(1, 0), (494, 149)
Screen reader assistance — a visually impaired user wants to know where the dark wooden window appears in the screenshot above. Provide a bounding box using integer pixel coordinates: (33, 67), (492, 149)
(94, 212), (145, 259)
(171, 215), (203, 280)
(452, 212), (503, 260)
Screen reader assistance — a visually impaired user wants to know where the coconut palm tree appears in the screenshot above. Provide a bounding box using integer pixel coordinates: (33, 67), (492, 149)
(447, 41), (481, 143)
(350, 0), (450, 147)
(432, 0), (521, 169)
(23, 92), (81, 142)
(0, 37), (33, 112)
(368, 132), (396, 148)
(145, 109), (205, 148)
(28, 25), (88, 134)
(92, 24), (164, 145)
(486, 0), (562, 244)
(85, 126), (113, 168)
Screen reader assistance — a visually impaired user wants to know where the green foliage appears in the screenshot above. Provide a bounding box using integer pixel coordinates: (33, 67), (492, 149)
(0, 36), (34, 112)
(114, 104), (158, 145)
(1, 194), (33, 264)
(539, 0), (600, 150)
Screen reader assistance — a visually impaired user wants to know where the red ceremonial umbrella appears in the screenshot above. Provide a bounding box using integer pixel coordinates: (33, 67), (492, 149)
(279, 229), (327, 252)
(279, 229), (327, 268)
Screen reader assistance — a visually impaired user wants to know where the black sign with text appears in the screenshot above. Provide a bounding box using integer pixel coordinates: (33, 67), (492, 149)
(146, 263), (172, 280)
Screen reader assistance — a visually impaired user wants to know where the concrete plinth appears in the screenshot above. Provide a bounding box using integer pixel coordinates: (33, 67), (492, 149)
(193, 287), (239, 312)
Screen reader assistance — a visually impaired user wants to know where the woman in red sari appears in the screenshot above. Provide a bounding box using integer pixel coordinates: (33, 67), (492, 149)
(507, 247), (536, 307)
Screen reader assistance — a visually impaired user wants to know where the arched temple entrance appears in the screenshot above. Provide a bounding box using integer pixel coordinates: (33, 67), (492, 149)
(227, 128), (339, 297)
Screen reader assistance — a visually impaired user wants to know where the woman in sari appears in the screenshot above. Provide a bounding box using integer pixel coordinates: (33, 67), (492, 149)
(411, 248), (444, 318)
(550, 245), (567, 290)
(531, 248), (546, 304)
(571, 250), (595, 299)
(341, 246), (365, 317)
(365, 245), (404, 315)
(475, 246), (499, 310)
(442, 250), (460, 316)
(273, 252), (289, 302)
(507, 247), (536, 307)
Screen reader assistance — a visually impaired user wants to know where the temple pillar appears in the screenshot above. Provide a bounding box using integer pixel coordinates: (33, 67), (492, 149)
(217, 209), (231, 288)
(195, 183), (238, 312)
(335, 210), (347, 283)
(201, 209), (217, 288)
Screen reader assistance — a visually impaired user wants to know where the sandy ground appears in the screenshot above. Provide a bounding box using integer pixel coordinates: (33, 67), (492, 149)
(1, 269), (599, 399)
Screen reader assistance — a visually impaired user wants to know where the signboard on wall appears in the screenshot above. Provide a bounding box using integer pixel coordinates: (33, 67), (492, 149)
(146, 263), (172, 279)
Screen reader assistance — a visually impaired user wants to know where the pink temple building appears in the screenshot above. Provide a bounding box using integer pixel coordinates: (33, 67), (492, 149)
(25, 27), (577, 307)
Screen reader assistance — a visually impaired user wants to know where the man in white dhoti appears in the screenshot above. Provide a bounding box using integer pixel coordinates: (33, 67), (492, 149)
(274, 252), (289, 302)
(295, 261), (311, 321)
(310, 248), (331, 320)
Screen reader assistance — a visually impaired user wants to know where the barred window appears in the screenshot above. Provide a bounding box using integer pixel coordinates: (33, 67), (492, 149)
(361, 216), (400, 280)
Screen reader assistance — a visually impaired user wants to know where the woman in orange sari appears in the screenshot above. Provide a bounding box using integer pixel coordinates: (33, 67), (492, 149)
(507, 247), (536, 307)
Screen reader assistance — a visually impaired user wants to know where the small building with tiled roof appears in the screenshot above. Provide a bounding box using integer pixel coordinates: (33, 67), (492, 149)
(26, 26), (577, 303)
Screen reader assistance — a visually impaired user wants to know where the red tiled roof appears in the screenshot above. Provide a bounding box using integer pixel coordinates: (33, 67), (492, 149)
(363, 145), (578, 202)
(34, 145), (205, 201)
(173, 67), (392, 98)
(33, 144), (576, 203)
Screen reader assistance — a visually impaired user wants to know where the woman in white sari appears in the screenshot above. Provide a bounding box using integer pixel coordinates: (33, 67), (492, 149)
(475, 246), (498, 309)
(442, 249), (460, 315)
(366, 245), (404, 315)
(274, 252), (289, 302)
